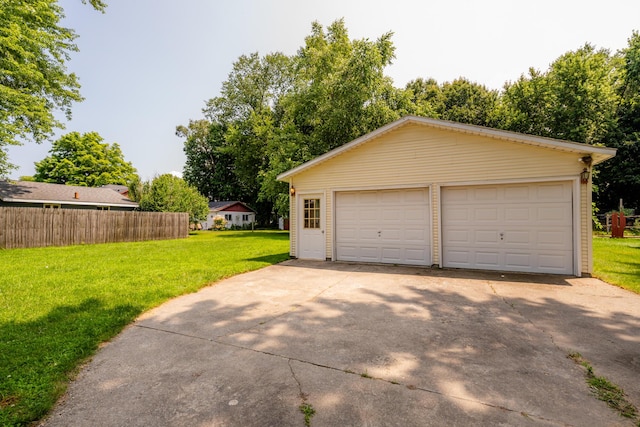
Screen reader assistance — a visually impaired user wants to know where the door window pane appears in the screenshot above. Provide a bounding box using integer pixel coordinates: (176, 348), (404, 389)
(304, 198), (320, 229)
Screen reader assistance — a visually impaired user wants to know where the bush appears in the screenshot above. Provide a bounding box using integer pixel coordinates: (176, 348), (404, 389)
(212, 215), (227, 230)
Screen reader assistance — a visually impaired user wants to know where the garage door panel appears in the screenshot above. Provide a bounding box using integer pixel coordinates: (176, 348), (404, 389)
(336, 189), (430, 265)
(537, 230), (573, 249)
(442, 182), (573, 274)
(447, 208), (470, 221)
(358, 247), (380, 261)
(381, 247), (402, 262)
(336, 245), (358, 260)
(382, 228), (402, 241)
(476, 251), (500, 267)
(505, 253), (532, 268)
(537, 183), (569, 200)
(475, 230), (499, 244)
(504, 186), (530, 200)
(475, 188), (499, 201)
(404, 228), (428, 241)
(339, 227), (357, 240)
(405, 207), (427, 221)
(504, 207), (531, 221)
(538, 206), (571, 223)
(359, 228), (379, 240)
(539, 253), (572, 271)
(407, 193), (428, 204)
(506, 231), (531, 244)
(446, 229), (471, 244)
(475, 208), (499, 221)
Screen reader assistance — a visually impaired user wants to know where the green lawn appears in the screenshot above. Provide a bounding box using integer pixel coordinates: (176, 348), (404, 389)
(0, 231), (289, 426)
(593, 237), (640, 294)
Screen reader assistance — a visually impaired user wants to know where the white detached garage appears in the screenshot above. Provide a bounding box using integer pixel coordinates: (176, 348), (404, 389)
(277, 116), (616, 276)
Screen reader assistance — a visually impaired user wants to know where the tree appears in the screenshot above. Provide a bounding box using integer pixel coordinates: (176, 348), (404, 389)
(438, 78), (499, 126)
(501, 44), (620, 144)
(33, 131), (137, 186)
(133, 174), (209, 223)
(284, 19), (401, 156)
(0, 0), (105, 176)
(404, 77), (443, 118)
(178, 120), (240, 201)
(596, 32), (640, 211)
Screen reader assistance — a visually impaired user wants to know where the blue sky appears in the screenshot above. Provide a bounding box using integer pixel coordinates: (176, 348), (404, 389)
(7, 0), (640, 180)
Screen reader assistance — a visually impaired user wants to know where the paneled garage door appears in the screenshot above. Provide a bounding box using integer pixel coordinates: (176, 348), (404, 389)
(335, 188), (430, 265)
(441, 181), (574, 274)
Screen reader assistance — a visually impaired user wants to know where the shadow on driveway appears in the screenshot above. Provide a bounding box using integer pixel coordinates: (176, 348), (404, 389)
(42, 260), (640, 426)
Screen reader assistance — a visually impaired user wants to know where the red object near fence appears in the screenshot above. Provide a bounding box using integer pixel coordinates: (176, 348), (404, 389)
(611, 212), (626, 238)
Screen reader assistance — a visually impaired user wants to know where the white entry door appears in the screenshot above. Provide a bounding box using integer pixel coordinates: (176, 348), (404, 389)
(297, 194), (325, 260)
(441, 181), (574, 274)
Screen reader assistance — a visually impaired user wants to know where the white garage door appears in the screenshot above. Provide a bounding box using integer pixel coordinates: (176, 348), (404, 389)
(336, 188), (430, 266)
(442, 181), (574, 274)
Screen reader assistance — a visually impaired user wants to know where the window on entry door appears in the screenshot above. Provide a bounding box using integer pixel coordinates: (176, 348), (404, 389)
(303, 198), (320, 229)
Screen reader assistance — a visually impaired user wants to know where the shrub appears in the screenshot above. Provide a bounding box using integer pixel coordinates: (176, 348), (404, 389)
(212, 215), (227, 230)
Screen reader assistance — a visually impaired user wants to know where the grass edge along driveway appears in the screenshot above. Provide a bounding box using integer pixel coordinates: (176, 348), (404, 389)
(0, 231), (290, 427)
(592, 237), (640, 295)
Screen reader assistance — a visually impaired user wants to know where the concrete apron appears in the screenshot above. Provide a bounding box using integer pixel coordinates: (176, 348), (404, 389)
(41, 260), (640, 426)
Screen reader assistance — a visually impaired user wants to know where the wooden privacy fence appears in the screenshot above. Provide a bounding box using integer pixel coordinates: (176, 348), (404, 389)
(0, 207), (189, 249)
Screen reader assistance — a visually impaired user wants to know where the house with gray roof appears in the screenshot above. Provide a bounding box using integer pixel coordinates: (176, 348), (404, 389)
(201, 201), (256, 229)
(0, 181), (138, 210)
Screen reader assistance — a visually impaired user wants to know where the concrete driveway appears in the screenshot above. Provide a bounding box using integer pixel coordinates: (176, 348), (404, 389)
(42, 260), (640, 426)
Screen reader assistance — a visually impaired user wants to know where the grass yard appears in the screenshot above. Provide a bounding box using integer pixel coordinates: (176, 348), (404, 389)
(593, 237), (640, 294)
(0, 231), (289, 426)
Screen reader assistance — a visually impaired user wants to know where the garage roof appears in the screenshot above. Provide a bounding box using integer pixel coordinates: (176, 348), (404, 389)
(277, 116), (617, 181)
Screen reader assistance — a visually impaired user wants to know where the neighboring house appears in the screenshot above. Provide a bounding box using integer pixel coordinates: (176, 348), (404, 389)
(277, 115), (616, 276)
(201, 201), (256, 229)
(0, 181), (139, 210)
(101, 184), (130, 198)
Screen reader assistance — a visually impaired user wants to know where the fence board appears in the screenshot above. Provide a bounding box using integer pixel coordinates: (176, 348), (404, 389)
(0, 207), (189, 249)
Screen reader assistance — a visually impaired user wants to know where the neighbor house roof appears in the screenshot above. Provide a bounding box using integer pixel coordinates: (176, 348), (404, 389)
(277, 115), (618, 181)
(0, 181), (139, 208)
(101, 184), (129, 195)
(208, 201), (255, 213)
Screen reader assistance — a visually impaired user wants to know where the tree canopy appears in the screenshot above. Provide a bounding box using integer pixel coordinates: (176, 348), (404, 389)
(130, 174), (209, 223)
(34, 131), (138, 186)
(0, 0), (103, 176)
(180, 20), (640, 219)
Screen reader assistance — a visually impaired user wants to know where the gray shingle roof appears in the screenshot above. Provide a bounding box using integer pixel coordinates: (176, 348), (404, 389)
(208, 201), (255, 213)
(0, 181), (138, 208)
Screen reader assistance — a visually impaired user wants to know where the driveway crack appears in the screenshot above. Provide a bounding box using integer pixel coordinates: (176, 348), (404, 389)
(135, 323), (573, 426)
(487, 281), (560, 349)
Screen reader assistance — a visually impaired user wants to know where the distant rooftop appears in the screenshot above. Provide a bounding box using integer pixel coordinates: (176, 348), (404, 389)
(208, 201), (255, 213)
(0, 181), (138, 208)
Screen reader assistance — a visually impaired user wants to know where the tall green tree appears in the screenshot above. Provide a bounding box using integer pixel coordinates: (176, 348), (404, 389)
(0, 0), (104, 176)
(284, 19), (401, 156)
(132, 174), (209, 223)
(178, 120), (239, 201)
(596, 32), (640, 211)
(201, 52), (295, 215)
(33, 131), (138, 186)
(501, 44), (620, 144)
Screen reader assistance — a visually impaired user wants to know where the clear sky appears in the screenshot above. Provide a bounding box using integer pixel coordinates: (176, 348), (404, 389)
(7, 0), (640, 180)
